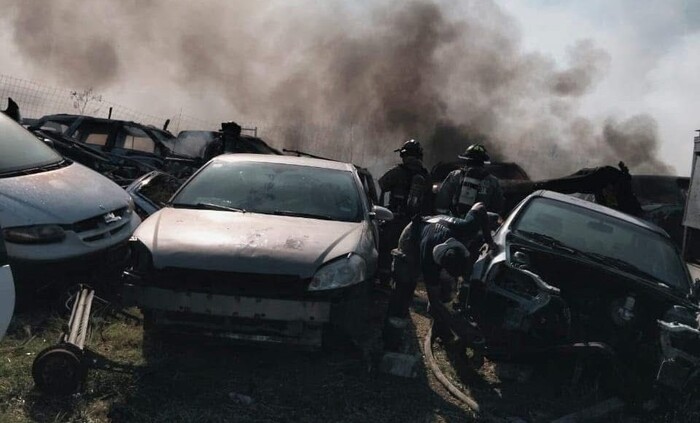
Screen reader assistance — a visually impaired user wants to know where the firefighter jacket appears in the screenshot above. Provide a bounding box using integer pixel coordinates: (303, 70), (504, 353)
(435, 166), (504, 217)
(378, 158), (430, 217)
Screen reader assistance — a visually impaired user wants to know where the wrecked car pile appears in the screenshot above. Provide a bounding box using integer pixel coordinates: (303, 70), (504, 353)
(3, 95), (699, 419)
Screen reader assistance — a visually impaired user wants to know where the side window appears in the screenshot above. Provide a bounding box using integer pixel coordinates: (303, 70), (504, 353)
(40, 121), (70, 134)
(73, 121), (114, 146)
(116, 126), (155, 153)
(138, 173), (182, 206)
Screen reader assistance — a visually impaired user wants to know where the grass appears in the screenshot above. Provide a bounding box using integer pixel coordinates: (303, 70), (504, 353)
(0, 298), (472, 423)
(3, 292), (698, 422)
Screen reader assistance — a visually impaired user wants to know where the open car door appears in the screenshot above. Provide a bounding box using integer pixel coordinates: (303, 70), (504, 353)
(0, 224), (15, 341)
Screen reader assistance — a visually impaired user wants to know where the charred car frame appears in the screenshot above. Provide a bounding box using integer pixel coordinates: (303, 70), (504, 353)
(457, 191), (700, 394)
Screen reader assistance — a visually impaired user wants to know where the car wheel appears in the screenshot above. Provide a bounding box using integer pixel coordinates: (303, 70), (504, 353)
(32, 345), (85, 395)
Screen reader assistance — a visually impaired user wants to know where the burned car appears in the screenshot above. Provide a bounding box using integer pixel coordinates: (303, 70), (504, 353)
(123, 154), (393, 347)
(460, 191), (700, 393)
(29, 114), (199, 179)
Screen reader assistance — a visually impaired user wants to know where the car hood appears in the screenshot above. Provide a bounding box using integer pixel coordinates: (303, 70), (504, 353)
(0, 162), (132, 227)
(136, 208), (369, 278)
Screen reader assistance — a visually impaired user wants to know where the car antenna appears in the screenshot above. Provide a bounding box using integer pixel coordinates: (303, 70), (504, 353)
(108, 107), (113, 119)
(163, 119), (170, 131)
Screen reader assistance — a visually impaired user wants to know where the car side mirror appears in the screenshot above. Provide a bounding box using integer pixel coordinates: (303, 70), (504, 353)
(41, 137), (55, 148)
(370, 205), (393, 222)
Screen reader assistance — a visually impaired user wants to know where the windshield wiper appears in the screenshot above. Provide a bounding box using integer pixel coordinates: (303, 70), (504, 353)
(0, 160), (67, 178)
(174, 202), (246, 213)
(576, 251), (674, 288)
(513, 230), (684, 294)
(272, 210), (334, 221)
(513, 230), (578, 254)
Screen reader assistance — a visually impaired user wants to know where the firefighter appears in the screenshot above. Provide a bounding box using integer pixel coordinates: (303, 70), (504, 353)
(384, 203), (497, 348)
(435, 144), (504, 218)
(376, 139), (431, 285)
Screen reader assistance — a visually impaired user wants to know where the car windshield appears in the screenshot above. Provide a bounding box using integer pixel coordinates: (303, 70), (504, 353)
(0, 113), (63, 175)
(172, 161), (364, 222)
(513, 197), (689, 292)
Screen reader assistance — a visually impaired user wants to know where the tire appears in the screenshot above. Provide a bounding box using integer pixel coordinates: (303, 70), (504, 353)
(32, 345), (85, 395)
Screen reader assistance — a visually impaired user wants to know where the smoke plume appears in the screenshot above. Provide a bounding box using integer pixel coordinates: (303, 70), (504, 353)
(0, 0), (674, 178)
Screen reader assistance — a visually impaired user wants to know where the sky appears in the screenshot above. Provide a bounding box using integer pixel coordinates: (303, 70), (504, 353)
(496, 0), (700, 175)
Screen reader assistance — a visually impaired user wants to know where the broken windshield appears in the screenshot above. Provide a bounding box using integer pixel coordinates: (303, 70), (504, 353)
(513, 197), (690, 292)
(172, 161), (363, 222)
(0, 113), (63, 175)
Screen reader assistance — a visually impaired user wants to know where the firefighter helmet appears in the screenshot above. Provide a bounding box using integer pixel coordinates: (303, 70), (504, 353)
(458, 144), (490, 163)
(395, 139), (424, 159)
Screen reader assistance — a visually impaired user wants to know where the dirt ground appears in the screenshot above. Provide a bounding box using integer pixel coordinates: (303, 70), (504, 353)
(1, 288), (697, 423)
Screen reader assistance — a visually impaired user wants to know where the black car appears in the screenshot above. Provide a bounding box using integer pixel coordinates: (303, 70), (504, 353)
(30, 114), (195, 169)
(175, 130), (283, 158)
(463, 190), (700, 393)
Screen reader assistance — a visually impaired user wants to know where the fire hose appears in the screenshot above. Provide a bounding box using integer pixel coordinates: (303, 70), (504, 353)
(423, 324), (482, 413)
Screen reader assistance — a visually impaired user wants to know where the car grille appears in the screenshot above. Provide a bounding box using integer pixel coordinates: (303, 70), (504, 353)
(151, 268), (310, 298)
(66, 207), (131, 243)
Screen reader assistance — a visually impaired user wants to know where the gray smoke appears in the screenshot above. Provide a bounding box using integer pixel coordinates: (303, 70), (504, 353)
(0, 0), (674, 178)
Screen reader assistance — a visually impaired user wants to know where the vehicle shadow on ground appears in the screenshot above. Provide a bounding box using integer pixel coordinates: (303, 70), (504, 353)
(437, 341), (621, 421)
(104, 293), (472, 423)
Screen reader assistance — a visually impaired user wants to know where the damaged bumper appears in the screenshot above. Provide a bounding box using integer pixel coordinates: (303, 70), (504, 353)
(123, 285), (331, 322)
(122, 277), (368, 348)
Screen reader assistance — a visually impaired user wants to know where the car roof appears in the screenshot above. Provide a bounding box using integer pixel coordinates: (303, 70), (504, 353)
(212, 153), (356, 171)
(37, 114), (169, 133)
(533, 190), (670, 238)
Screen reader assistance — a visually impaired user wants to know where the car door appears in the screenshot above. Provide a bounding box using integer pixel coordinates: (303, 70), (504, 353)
(0, 225), (15, 341)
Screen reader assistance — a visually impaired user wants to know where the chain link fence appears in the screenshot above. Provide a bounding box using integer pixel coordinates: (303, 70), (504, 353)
(0, 74), (217, 133)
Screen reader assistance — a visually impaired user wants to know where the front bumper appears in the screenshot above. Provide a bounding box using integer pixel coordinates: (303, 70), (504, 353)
(122, 278), (369, 348)
(10, 240), (130, 295)
(123, 285), (331, 322)
(5, 213), (140, 262)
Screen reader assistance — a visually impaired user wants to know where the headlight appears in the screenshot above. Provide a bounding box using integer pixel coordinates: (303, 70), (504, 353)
(3, 225), (66, 244)
(308, 254), (367, 291)
(126, 197), (135, 215)
(128, 236), (153, 273)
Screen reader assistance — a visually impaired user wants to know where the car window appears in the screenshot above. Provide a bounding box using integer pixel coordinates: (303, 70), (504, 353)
(40, 120), (71, 134)
(0, 113), (63, 175)
(513, 197), (689, 291)
(173, 161), (363, 222)
(138, 173), (182, 206)
(116, 126), (156, 153)
(73, 121), (114, 146)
